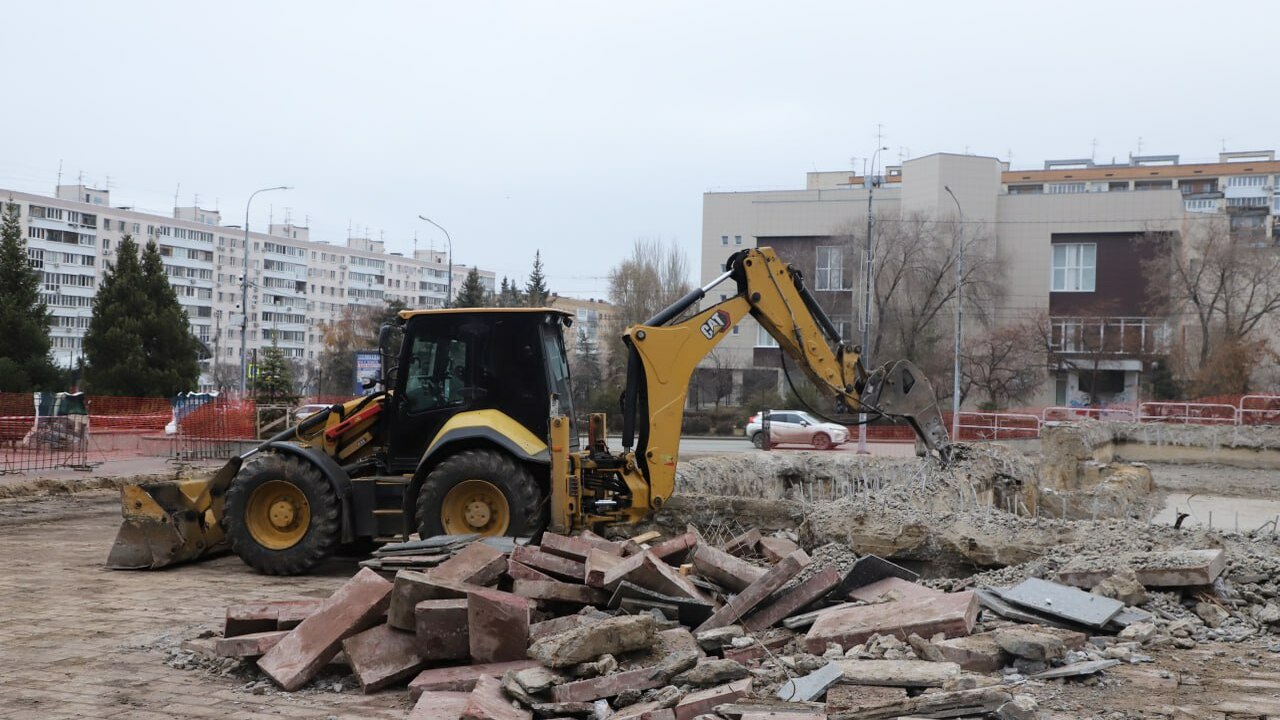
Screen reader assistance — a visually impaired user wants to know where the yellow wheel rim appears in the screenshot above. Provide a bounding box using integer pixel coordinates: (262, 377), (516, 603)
(441, 479), (510, 536)
(245, 480), (310, 550)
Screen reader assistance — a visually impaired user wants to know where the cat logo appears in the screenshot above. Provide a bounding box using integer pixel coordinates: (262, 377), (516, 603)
(700, 310), (731, 340)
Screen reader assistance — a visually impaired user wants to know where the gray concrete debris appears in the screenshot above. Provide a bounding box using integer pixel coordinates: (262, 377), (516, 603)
(1195, 601), (1230, 628)
(528, 614), (656, 668)
(1029, 659), (1120, 680)
(569, 654), (618, 679)
(995, 694), (1039, 720)
(695, 625), (745, 653)
(1091, 567), (1147, 606)
(1002, 578), (1123, 629)
(648, 649), (700, 683)
(993, 627), (1067, 662)
(672, 658), (749, 686)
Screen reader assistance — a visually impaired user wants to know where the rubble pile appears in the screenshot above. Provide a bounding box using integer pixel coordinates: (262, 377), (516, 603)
(183, 524), (1271, 719)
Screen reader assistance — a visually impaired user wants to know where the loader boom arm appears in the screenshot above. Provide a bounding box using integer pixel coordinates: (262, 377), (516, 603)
(616, 246), (952, 512)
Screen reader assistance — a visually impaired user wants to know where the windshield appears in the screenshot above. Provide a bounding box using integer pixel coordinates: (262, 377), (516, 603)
(795, 411), (821, 425)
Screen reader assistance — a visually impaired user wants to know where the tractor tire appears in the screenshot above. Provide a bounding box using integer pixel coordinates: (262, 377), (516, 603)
(416, 449), (546, 539)
(224, 454), (341, 575)
(811, 432), (832, 451)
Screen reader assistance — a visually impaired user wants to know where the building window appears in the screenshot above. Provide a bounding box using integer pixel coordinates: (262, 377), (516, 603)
(1047, 182), (1086, 194)
(756, 324), (779, 348)
(734, 235), (742, 245)
(814, 246), (844, 290)
(1227, 175), (1267, 188)
(721, 235), (728, 246)
(1051, 243), (1096, 292)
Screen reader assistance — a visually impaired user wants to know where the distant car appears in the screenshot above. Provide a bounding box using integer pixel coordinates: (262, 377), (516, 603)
(746, 410), (849, 450)
(293, 403), (332, 424)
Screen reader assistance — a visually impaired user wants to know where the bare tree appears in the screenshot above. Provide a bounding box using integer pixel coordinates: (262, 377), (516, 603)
(1144, 223), (1280, 388)
(960, 318), (1045, 410)
(605, 237), (692, 380)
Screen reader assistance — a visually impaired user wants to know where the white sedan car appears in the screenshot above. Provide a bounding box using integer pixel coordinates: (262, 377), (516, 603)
(746, 410), (849, 450)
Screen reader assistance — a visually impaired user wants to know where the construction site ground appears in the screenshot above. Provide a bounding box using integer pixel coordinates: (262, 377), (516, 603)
(2, 454), (1279, 718)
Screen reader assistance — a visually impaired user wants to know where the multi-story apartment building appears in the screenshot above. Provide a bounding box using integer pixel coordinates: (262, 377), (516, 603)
(547, 295), (617, 364)
(5, 184), (495, 390)
(699, 150), (1268, 408)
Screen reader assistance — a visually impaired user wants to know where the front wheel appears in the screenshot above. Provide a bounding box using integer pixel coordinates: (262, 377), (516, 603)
(416, 449), (547, 538)
(751, 433), (764, 449)
(811, 432), (832, 451)
(224, 454), (341, 575)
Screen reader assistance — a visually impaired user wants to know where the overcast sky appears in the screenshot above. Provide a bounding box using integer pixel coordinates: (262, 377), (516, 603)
(2, 1), (1275, 297)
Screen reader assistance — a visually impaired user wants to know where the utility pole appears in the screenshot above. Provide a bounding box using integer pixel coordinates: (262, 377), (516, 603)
(418, 216), (453, 307)
(944, 186), (964, 443)
(240, 186), (291, 393)
(856, 144), (888, 454)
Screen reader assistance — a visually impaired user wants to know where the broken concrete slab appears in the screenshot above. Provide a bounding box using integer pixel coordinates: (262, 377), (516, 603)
(833, 659), (960, 688)
(415, 598), (471, 661)
(511, 545), (587, 583)
(468, 588), (533, 663)
(514, 579), (609, 606)
(258, 567), (392, 691)
(550, 666), (666, 703)
(846, 577), (944, 605)
(992, 627), (1066, 662)
(409, 691), (472, 720)
(758, 536), (800, 563)
(782, 602), (858, 631)
(672, 658), (749, 686)
(691, 544), (767, 593)
(224, 599), (321, 637)
(829, 554), (920, 600)
(743, 567), (840, 633)
(716, 702), (826, 718)
(673, 678), (752, 720)
(1057, 549), (1227, 589)
(530, 702), (597, 719)
(803, 592), (978, 653)
(695, 625), (744, 653)
(463, 675), (533, 720)
(723, 635), (791, 664)
(528, 614), (655, 667)
(529, 608), (612, 642)
(409, 660), (543, 699)
(974, 588), (1078, 630)
(696, 550), (809, 632)
(389, 570), (471, 631)
(1001, 578), (1123, 629)
(603, 551), (707, 600)
(823, 685), (907, 713)
(585, 548), (624, 588)
(931, 633), (1008, 673)
(432, 541), (508, 586)
(776, 661), (842, 702)
(342, 622), (427, 693)
(1028, 659), (1120, 680)
(826, 686), (1011, 720)
(214, 630), (289, 658)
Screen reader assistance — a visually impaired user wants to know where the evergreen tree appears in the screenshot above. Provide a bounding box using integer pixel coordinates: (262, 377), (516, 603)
(84, 235), (199, 395)
(454, 268), (489, 308)
(525, 250), (550, 307)
(497, 276), (523, 307)
(253, 337), (298, 404)
(568, 328), (604, 418)
(0, 201), (58, 391)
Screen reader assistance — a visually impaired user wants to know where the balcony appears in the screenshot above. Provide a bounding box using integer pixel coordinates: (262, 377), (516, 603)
(1050, 316), (1170, 356)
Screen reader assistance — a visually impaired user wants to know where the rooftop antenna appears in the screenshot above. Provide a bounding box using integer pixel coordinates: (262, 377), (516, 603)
(1091, 137), (1097, 162)
(1221, 138), (1227, 152)
(104, 175), (112, 191)
(193, 193), (200, 210)
(304, 214), (309, 227)
(173, 183), (180, 209)
(268, 204), (274, 226)
(78, 170), (85, 185)
(283, 206), (292, 225)
(347, 219), (353, 237)
(1007, 149), (1013, 166)
(56, 160), (63, 191)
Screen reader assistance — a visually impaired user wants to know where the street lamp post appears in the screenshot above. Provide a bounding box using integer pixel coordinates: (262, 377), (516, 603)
(856, 146), (889, 455)
(418, 215), (453, 307)
(239, 185), (291, 393)
(944, 185), (964, 442)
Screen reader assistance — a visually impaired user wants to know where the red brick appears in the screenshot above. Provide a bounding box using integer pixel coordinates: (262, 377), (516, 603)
(468, 588), (532, 663)
(410, 691), (471, 720)
(275, 601), (320, 630)
(691, 545), (767, 593)
(722, 635), (791, 664)
(723, 528), (762, 556)
(433, 542), (508, 586)
(343, 622), (426, 693)
(416, 598), (471, 660)
(550, 666), (665, 703)
(389, 569), (472, 631)
(508, 560), (556, 582)
(214, 630), (289, 658)
(510, 545), (586, 582)
(602, 551), (707, 600)
(758, 537), (800, 563)
(674, 678), (752, 720)
(540, 532), (597, 561)
(696, 550), (810, 632)
(648, 532), (699, 564)
(257, 567), (393, 691)
(612, 701), (663, 720)
(743, 567), (841, 632)
(409, 660), (542, 699)
(585, 549), (623, 588)
(462, 675), (532, 720)
(641, 710), (676, 720)
(802, 592), (978, 653)
(513, 579), (608, 605)
(846, 577), (943, 604)
(224, 599), (321, 637)
(577, 529), (627, 556)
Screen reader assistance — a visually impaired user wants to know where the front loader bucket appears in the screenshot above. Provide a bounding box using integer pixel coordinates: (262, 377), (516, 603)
(106, 460), (239, 570)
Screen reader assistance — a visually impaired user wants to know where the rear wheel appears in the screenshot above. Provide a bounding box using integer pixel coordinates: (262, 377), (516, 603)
(224, 454), (341, 575)
(416, 449), (546, 538)
(751, 432), (764, 449)
(811, 432), (832, 451)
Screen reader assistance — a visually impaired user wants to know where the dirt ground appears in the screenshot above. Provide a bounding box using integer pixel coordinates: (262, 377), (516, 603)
(2, 462), (1280, 719)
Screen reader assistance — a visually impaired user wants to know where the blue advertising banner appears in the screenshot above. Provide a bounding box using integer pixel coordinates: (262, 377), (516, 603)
(354, 350), (382, 395)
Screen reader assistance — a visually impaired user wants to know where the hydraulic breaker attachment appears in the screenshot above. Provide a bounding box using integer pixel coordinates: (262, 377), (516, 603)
(861, 359), (954, 463)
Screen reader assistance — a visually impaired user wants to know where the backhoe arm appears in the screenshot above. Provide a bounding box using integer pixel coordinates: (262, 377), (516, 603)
(616, 247), (952, 514)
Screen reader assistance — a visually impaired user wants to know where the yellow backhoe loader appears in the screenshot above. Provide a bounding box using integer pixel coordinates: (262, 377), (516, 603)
(107, 247), (952, 574)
